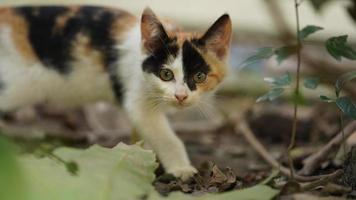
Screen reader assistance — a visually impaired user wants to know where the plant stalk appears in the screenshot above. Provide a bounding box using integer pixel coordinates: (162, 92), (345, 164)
(288, 0), (302, 181)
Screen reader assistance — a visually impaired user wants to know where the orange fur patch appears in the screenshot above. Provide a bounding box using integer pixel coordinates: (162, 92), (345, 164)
(73, 34), (105, 71)
(162, 25), (228, 92)
(195, 48), (227, 92)
(111, 11), (136, 41)
(0, 8), (38, 63)
(169, 31), (202, 46)
(201, 14), (232, 59)
(53, 6), (80, 33)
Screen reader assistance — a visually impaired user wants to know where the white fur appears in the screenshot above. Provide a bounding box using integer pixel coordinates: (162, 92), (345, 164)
(0, 22), (217, 180)
(117, 24), (198, 180)
(0, 25), (115, 110)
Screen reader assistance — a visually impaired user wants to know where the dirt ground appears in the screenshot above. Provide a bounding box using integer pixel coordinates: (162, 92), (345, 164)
(1, 95), (355, 199)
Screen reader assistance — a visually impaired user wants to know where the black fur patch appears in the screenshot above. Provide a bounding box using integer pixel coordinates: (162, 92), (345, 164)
(190, 38), (205, 47)
(66, 7), (120, 69)
(65, 6), (123, 101)
(182, 41), (210, 91)
(16, 6), (124, 102)
(142, 38), (179, 77)
(15, 6), (72, 73)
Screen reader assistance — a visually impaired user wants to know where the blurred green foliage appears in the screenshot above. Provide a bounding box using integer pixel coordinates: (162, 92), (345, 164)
(0, 136), (29, 200)
(325, 35), (356, 61)
(0, 140), (279, 200)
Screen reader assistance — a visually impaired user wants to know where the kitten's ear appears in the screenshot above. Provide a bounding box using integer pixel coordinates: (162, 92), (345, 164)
(199, 14), (232, 59)
(141, 7), (169, 53)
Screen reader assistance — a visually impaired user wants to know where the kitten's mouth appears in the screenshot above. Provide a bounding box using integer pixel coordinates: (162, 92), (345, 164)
(172, 100), (191, 108)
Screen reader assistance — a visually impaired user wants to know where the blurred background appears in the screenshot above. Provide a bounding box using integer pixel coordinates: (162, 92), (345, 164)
(0, 0), (356, 198)
(1, 0), (355, 39)
(1, 0), (355, 90)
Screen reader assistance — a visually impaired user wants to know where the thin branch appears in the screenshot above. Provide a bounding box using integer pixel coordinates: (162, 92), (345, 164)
(299, 121), (356, 175)
(265, 0), (356, 99)
(287, 0), (302, 181)
(235, 120), (340, 182)
(300, 169), (343, 191)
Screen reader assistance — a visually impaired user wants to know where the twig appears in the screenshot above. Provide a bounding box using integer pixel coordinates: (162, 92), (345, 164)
(300, 169), (343, 191)
(287, 0), (303, 181)
(264, 0), (356, 98)
(323, 183), (352, 194)
(235, 119), (340, 182)
(299, 121), (356, 175)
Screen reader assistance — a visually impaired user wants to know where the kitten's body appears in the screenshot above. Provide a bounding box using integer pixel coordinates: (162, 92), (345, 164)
(0, 6), (231, 180)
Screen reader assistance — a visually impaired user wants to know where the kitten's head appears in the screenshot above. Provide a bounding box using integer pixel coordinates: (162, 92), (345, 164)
(140, 8), (231, 109)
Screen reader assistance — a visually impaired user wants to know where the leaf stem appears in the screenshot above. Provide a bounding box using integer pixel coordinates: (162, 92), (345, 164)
(288, 0), (302, 181)
(47, 152), (67, 165)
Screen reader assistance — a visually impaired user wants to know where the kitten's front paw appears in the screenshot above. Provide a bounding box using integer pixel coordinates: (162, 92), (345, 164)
(167, 165), (197, 181)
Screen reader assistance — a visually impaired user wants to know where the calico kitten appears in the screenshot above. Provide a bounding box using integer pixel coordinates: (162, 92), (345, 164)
(0, 5), (232, 180)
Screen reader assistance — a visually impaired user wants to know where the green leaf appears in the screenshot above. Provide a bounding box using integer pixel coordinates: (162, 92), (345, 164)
(299, 25), (323, 40)
(336, 96), (356, 120)
(264, 73), (292, 87)
(65, 161), (79, 175)
(19, 143), (158, 200)
(274, 45), (298, 64)
(15, 143), (279, 200)
(240, 47), (274, 67)
(320, 95), (335, 103)
(257, 88), (285, 102)
(0, 137), (29, 200)
(325, 35), (356, 61)
(303, 77), (319, 89)
(335, 71), (356, 97)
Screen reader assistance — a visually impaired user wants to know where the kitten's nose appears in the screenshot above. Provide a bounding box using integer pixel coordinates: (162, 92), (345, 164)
(175, 94), (188, 102)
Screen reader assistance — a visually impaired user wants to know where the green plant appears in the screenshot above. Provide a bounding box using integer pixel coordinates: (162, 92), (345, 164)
(241, 0), (356, 180)
(320, 70), (356, 156)
(240, 25), (323, 103)
(241, 0), (324, 180)
(1, 140), (279, 200)
(321, 34), (356, 156)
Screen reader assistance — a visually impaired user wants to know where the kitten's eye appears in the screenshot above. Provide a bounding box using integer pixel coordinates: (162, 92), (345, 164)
(159, 68), (174, 81)
(193, 72), (207, 83)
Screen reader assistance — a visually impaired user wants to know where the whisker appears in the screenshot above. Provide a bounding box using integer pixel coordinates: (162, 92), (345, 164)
(196, 105), (207, 119)
(197, 99), (217, 120)
(196, 103), (211, 120)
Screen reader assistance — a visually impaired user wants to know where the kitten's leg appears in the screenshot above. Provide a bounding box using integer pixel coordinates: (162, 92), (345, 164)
(127, 108), (197, 180)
